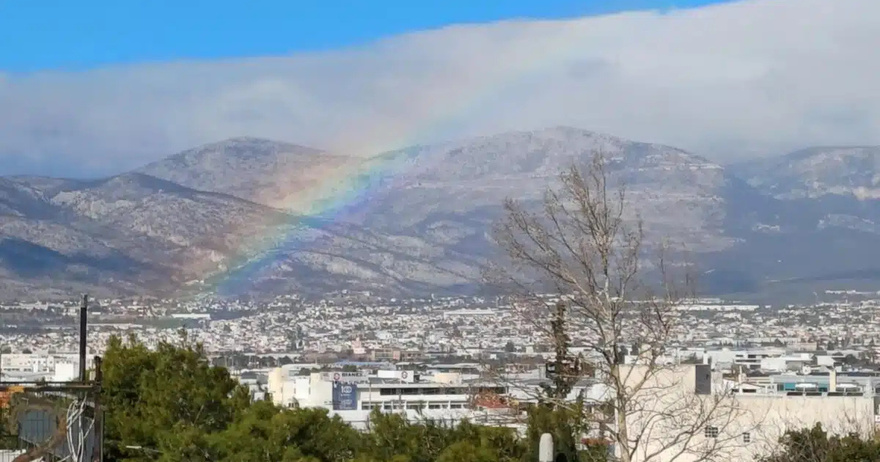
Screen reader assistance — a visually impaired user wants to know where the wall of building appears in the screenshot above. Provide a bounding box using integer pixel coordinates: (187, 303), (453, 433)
(735, 395), (875, 461)
(615, 365), (878, 462)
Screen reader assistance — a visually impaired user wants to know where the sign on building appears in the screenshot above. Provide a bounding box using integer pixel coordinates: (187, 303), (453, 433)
(321, 371), (370, 384)
(332, 382), (358, 411)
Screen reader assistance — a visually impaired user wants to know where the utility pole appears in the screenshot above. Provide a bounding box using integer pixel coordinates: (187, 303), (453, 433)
(79, 294), (89, 382)
(92, 355), (103, 462)
(844, 296), (852, 348)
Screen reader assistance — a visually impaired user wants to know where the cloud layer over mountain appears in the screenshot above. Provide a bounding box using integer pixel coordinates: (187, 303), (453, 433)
(1, 0), (878, 176)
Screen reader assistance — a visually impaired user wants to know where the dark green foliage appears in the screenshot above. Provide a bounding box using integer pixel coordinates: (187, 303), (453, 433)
(436, 441), (499, 462)
(542, 302), (582, 400)
(0, 406), (16, 450)
(525, 404), (608, 462)
(99, 334), (600, 462)
(102, 333), (250, 461)
(360, 410), (523, 462)
(211, 400), (361, 462)
(759, 423), (880, 462)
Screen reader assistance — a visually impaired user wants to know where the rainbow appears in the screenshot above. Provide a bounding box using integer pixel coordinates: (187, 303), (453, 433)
(202, 157), (397, 296)
(205, 25), (587, 295)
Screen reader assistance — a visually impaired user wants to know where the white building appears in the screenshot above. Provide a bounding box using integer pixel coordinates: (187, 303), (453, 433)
(703, 348), (787, 369)
(610, 364), (879, 462)
(0, 353), (92, 382)
(759, 353), (814, 372)
(267, 367), (513, 429)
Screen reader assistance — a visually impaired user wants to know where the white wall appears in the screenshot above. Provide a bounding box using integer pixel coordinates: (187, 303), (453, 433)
(612, 365), (878, 462)
(732, 395), (875, 461)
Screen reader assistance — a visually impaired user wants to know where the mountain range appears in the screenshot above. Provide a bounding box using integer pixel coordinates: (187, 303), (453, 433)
(3, 127), (880, 302)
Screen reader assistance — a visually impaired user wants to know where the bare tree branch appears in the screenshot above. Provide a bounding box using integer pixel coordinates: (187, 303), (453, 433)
(486, 150), (747, 462)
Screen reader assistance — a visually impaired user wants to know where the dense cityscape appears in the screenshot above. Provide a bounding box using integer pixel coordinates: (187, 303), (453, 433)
(4, 291), (880, 359)
(4, 290), (880, 460)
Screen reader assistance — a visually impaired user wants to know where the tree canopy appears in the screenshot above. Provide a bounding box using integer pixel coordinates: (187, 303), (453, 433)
(98, 334), (605, 462)
(102, 333), (250, 460)
(98, 333), (872, 462)
(759, 423), (880, 462)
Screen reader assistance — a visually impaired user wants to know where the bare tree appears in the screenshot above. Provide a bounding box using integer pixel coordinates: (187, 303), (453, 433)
(486, 151), (749, 462)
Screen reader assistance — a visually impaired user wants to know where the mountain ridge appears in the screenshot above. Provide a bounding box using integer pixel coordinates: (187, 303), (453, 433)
(731, 145), (880, 200)
(2, 128), (880, 301)
(137, 137), (355, 211)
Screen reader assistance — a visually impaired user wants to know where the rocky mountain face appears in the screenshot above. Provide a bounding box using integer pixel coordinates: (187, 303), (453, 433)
(3, 129), (880, 301)
(731, 147), (880, 240)
(732, 147), (880, 200)
(357, 128), (744, 252)
(137, 137), (354, 212)
(719, 147), (880, 298)
(0, 172), (301, 299)
(216, 127), (760, 298)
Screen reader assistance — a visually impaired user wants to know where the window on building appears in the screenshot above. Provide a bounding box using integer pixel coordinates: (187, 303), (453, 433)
(742, 432), (751, 444)
(704, 426), (719, 438)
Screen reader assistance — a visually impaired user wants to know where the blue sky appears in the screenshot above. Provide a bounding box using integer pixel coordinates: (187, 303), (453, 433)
(0, 0), (729, 72)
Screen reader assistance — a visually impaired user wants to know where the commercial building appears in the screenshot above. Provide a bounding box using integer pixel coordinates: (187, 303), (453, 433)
(267, 366), (513, 429)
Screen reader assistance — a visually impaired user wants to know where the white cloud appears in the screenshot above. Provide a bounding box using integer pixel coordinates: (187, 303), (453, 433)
(1, 0), (879, 176)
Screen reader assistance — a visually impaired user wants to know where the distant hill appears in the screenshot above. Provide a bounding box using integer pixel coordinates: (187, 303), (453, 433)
(2, 129), (880, 301)
(137, 137), (354, 212)
(731, 146), (880, 200)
